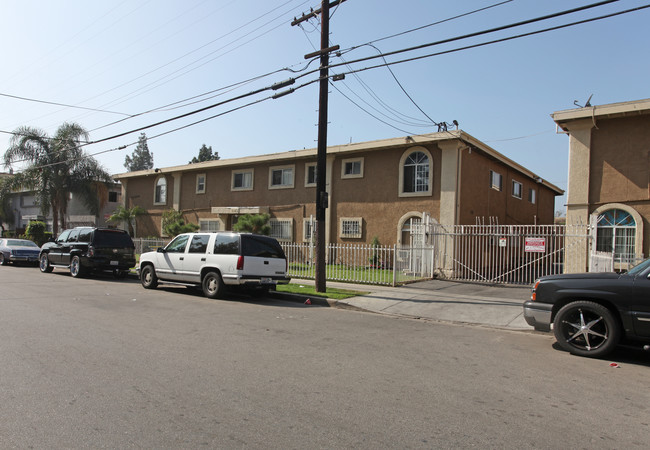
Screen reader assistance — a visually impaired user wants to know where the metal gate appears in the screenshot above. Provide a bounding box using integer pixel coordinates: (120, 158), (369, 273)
(430, 224), (591, 285)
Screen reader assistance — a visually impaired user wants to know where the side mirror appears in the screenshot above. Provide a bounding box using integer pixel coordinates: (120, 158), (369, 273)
(157, 247), (165, 253)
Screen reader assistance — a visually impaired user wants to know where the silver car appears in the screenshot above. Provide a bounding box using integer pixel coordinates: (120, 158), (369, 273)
(0, 238), (41, 266)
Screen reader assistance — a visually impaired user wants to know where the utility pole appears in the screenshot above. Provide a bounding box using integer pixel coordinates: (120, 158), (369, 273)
(292, 0), (344, 293)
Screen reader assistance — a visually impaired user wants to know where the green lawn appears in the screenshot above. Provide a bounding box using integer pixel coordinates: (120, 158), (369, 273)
(275, 283), (368, 300)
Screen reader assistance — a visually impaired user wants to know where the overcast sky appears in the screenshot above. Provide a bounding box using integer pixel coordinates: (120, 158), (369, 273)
(1, 0), (649, 212)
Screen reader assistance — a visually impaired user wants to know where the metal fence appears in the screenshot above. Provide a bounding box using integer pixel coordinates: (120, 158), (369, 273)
(133, 238), (169, 255)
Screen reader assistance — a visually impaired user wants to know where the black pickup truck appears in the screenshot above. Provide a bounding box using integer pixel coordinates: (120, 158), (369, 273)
(524, 258), (650, 357)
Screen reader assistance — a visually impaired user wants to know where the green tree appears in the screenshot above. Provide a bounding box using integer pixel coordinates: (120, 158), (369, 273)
(0, 178), (14, 236)
(24, 220), (48, 246)
(124, 133), (154, 171)
(232, 213), (271, 235)
(189, 144), (219, 164)
(2, 122), (112, 235)
(108, 205), (146, 237)
(161, 209), (198, 237)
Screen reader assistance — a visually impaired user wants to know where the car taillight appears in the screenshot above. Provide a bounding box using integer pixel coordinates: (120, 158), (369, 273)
(531, 279), (540, 301)
(88, 245), (95, 257)
(236, 255), (244, 271)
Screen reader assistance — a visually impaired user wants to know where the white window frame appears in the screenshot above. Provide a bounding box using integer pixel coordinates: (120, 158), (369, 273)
(339, 217), (363, 239)
(529, 188), (537, 204)
(490, 170), (502, 191)
(269, 165), (295, 190)
(199, 218), (223, 232)
(512, 180), (522, 199)
(270, 218), (293, 241)
(231, 169), (254, 191)
(398, 147), (433, 198)
(341, 157), (364, 179)
(154, 175), (167, 205)
(303, 218), (316, 242)
(196, 173), (206, 194)
(305, 162), (317, 187)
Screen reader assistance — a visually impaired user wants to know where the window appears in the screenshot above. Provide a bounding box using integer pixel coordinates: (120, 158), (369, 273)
(188, 234), (210, 254)
(154, 176), (167, 204)
(199, 219), (221, 232)
(269, 165), (294, 189)
(303, 218), (316, 242)
(214, 234), (240, 255)
(512, 180), (522, 199)
(401, 151), (430, 195)
(342, 157), (364, 179)
(490, 171), (502, 191)
(270, 218), (293, 241)
(340, 217), (362, 239)
(529, 188), (536, 204)
(232, 169), (254, 191)
(196, 174), (206, 194)
(596, 209), (636, 260)
(305, 163), (317, 187)
(165, 235), (189, 253)
(108, 191), (119, 202)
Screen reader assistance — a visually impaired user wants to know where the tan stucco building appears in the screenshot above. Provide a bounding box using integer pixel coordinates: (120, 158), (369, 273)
(553, 98), (650, 271)
(113, 131), (562, 245)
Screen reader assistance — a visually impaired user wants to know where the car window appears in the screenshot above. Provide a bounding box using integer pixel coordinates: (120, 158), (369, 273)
(7, 239), (38, 247)
(214, 234), (240, 255)
(188, 235), (210, 254)
(165, 235), (189, 253)
(67, 230), (80, 242)
(93, 230), (134, 248)
(627, 257), (650, 276)
(78, 229), (93, 242)
(241, 235), (285, 258)
(57, 230), (71, 243)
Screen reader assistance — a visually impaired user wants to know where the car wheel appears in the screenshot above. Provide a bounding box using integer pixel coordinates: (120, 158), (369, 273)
(70, 256), (85, 278)
(39, 253), (54, 273)
(553, 301), (620, 358)
(140, 265), (158, 289)
(202, 271), (225, 299)
(0, 253), (6, 266)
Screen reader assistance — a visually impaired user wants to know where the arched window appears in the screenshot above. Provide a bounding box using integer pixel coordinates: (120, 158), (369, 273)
(596, 209), (635, 259)
(154, 176), (167, 204)
(402, 151), (430, 194)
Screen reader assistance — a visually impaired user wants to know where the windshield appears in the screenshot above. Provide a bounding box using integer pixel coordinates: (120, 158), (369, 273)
(626, 257), (650, 276)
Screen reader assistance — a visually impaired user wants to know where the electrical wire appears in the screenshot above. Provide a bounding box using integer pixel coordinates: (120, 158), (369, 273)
(0, 92), (132, 117)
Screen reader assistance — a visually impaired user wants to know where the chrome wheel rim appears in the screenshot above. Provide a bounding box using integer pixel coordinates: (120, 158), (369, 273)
(206, 276), (217, 294)
(71, 259), (79, 276)
(143, 269), (152, 285)
(40, 255), (48, 271)
(559, 308), (609, 352)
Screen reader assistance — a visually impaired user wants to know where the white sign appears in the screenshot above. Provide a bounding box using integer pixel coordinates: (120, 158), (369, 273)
(525, 237), (546, 253)
(498, 237), (507, 248)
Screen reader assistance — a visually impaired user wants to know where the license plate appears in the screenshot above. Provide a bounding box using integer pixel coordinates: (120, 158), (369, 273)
(110, 260), (119, 266)
(261, 277), (272, 284)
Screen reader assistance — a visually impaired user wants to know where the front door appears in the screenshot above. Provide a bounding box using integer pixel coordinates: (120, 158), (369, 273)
(181, 234), (212, 283)
(155, 235), (189, 281)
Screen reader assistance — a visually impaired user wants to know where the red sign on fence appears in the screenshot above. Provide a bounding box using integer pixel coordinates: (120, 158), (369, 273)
(525, 237), (546, 253)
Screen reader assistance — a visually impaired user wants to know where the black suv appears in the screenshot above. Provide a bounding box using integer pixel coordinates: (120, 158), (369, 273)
(39, 227), (136, 278)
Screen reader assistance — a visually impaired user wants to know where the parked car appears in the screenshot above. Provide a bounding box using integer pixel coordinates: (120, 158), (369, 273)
(0, 238), (41, 266)
(138, 232), (290, 299)
(524, 258), (650, 357)
(39, 227), (136, 278)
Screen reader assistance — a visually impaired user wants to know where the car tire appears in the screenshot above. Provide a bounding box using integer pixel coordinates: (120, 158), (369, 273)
(39, 253), (54, 273)
(553, 300), (621, 358)
(202, 271), (225, 299)
(0, 253), (7, 266)
(70, 256), (85, 278)
(140, 265), (158, 289)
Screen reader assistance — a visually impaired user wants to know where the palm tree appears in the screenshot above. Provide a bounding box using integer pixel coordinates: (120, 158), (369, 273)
(2, 123), (113, 235)
(108, 205), (146, 237)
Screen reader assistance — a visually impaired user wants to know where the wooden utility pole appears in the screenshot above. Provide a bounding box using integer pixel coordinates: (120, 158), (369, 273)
(292, 0), (344, 292)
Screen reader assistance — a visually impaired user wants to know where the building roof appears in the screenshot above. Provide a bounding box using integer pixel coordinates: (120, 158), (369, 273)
(552, 98), (650, 130)
(113, 131), (564, 195)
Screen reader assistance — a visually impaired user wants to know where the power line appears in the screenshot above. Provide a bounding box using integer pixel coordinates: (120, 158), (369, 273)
(0, 92), (132, 117)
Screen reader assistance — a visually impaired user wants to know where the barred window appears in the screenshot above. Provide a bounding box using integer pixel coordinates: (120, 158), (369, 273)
(199, 219), (221, 232)
(270, 218), (293, 241)
(596, 209), (636, 260)
(340, 217), (362, 239)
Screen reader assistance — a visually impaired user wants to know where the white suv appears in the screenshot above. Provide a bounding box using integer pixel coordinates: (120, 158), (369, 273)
(139, 232), (290, 299)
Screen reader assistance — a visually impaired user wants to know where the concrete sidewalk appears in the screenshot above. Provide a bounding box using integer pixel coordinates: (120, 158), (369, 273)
(274, 278), (534, 331)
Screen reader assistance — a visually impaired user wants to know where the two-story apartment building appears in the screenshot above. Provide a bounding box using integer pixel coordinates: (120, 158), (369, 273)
(552, 98), (650, 272)
(114, 131), (562, 246)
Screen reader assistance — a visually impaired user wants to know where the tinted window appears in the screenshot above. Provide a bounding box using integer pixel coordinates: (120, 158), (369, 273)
(57, 230), (71, 243)
(93, 230), (135, 248)
(214, 234), (240, 255)
(67, 230), (80, 242)
(78, 229), (93, 242)
(189, 235), (210, 254)
(241, 235), (285, 258)
(165, 235), (189, 253)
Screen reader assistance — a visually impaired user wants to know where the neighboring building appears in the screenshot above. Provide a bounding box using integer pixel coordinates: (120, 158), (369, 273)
(114, 131), (562, 245)
(0, 179), (124, 235)
(552, 98), (650, 272)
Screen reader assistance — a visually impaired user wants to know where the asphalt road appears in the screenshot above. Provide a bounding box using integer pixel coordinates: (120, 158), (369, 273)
(1, 265), (649, 448)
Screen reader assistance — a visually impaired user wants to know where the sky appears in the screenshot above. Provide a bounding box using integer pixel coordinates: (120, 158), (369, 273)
(1, 0), (649, 213)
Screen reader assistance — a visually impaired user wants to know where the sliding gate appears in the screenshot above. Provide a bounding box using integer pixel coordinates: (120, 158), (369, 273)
(431, 224), (591, 285)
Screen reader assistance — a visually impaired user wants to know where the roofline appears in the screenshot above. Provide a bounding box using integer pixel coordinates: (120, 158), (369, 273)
(112, 131), (563, 195)
(551, 98), (650, 129)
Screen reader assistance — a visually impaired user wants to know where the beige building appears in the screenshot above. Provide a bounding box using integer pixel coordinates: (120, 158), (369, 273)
(552, 98), (650, 271)
(113, 131), (562, 245)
